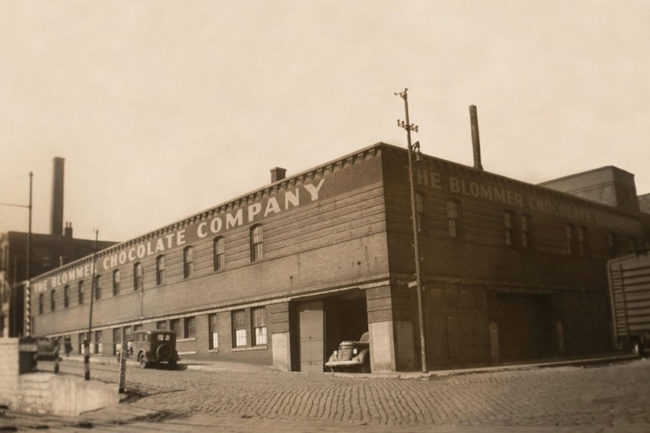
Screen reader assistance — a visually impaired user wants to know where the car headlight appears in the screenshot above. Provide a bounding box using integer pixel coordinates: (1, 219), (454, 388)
(333, 350), (338, 356)
(353, 348), (358, 355)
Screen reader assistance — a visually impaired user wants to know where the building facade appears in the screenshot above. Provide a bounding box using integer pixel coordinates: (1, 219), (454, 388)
(29, 143), (649, 372)
(0, 228), (116, 337)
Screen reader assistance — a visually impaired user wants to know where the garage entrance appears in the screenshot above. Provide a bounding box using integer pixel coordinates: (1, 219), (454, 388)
(290, 290), (368, 372)
(488, 293), (555, 362)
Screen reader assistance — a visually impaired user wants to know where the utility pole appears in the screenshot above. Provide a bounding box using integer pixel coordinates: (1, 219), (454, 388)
(85, 228), (98, 381)
(395, 88), (428, 373)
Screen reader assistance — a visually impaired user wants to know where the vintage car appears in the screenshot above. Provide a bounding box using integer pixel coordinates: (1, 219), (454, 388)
(325, 332), (370, 373)
(131, 330), (179, 368)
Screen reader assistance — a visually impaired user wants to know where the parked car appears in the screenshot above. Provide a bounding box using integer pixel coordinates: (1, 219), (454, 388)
(35, 336), (61, 361)
(325, 332), (370, 373)
(131, 330), (179, 368)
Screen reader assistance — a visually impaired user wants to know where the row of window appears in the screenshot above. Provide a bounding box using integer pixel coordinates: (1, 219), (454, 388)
(415, 196), (636, 257)
(64, 307), (268, 355)
(38, 226), (264, 315)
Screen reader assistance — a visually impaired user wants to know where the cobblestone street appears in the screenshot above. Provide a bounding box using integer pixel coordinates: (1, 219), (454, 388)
(4, 357), (647, 432)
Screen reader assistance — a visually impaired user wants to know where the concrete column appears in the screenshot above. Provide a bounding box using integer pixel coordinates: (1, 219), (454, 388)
(268, 302), (291, 371)
(366, 284), (415, 372)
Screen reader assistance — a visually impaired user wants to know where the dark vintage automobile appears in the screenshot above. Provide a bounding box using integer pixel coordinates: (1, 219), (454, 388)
(325, 332), (370, 373)
(130, 330), (179, 368)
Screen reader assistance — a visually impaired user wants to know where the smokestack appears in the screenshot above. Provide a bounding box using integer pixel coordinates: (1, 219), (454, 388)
(270, 167), (286, 183)
(469, 105), (484, 171)
(50, 157), (65, 235)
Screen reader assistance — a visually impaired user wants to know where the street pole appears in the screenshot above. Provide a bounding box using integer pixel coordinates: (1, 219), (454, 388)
(395, 88), (428, 373)
(85, 228), (98, 381)
(26, 172), (32, 337)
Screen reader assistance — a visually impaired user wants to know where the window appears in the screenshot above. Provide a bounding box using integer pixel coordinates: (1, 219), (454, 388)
(252, 307), (267, 346)
(209, 313), (219, 350)
(50, 289), (56, 312)
(577, 226), (587, 257)
(78, 281), (84, 304)
(133, 262), (143, 290)
(78, 333), (86, 354)
(64, 285), (69, 308)
(156, 255), (165, 285)
(184, 316), (196, 339)
(232, 309), (247, 347)
(565, 225), (573, 255)
(447, 200), (459, 238)
(415, 192), (425, 232)
(213, 237), (225, 271)
(38, 293), (43, 315)
(504, 211), (513, 246)
(520, 214), (530, 248)
(113, 328), (121, 355)
(94, 330), (103, 354)
(94, 275), (101, 300)
(608, 233), (617, 258)
(156, 321), (167, 330)
(113, 270), (120, 296)
(250, 225), (263, 262)
(170, 318), (180, 335)
(183, 246), (194, 279)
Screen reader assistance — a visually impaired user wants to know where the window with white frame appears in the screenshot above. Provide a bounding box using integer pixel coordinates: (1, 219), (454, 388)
(232, 309), (247, 347)
(209, 313), (219, 350)
(252, 307), (267, 346)
(184, 316), (196, 339)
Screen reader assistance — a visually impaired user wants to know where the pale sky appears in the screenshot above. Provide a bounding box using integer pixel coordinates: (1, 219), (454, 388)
(1, 1), (649, 242)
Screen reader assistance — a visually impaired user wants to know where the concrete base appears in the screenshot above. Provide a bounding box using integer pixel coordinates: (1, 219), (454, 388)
(369, 321), (395, 373)
(271, 332), (291, 371)
(13, 373), (120, 416)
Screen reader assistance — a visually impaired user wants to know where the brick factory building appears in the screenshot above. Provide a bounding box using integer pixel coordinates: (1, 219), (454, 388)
(1, 157), (116, 338)
(29, 143), (650, 372)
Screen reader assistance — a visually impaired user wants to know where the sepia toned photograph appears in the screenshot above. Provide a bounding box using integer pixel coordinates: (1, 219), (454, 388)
(1, 1), (649, 432)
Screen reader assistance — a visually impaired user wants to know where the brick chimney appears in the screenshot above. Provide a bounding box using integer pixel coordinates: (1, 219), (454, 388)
(270, 167), (286, 183)
(50, 157), (65, 235)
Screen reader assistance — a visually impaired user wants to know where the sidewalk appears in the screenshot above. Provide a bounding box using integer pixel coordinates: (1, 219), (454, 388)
(59, 351), (640, 377)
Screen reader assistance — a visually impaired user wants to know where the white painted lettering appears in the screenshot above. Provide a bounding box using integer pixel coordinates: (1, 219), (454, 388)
(177, 229), (186, 246)
(305, 179), (325, 201)
(136, 244), (146, 258)
(226, 209), (244, 229)
(210, 217), (223, 234)
(285, 189), (299, 208)
(264, 197), (281, 217)
(248, 203), (262, 222)
(197, 222), (208, 238)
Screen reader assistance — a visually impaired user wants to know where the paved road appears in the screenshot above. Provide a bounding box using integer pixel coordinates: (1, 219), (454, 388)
(3, 357), (650, 432)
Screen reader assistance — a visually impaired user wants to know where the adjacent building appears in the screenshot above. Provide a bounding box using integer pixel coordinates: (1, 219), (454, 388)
(29, 143), (650, 372)
(1, 157), (117, 337)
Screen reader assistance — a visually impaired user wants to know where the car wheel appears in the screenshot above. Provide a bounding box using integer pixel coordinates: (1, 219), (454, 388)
(138, 352), (149, 369)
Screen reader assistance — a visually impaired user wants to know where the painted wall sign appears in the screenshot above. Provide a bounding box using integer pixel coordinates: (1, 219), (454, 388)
(33, 178), (326, 293)
(414, 167), (640, 233)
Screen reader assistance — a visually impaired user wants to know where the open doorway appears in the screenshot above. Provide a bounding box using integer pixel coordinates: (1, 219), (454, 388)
(290, 289), (368, 372)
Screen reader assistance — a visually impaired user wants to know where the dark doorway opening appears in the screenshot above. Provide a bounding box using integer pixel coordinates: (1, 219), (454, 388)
(289, 290), (368, 372)
(489, 293), (555, 362)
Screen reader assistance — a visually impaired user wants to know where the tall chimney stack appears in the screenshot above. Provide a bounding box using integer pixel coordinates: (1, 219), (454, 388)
(469, 105), (484, 171)
(50, 157), (65, 235)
